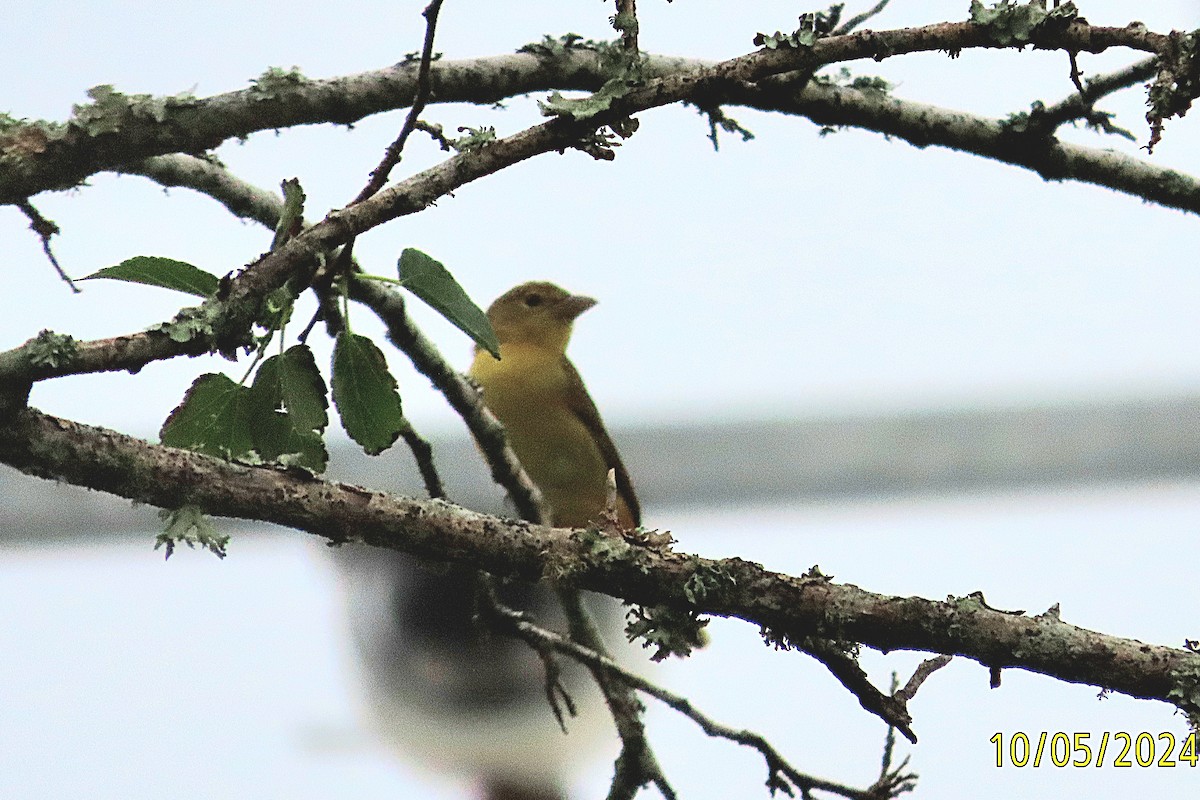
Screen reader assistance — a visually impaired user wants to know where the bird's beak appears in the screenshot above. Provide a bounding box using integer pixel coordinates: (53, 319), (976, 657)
(557, 293), (598, 321)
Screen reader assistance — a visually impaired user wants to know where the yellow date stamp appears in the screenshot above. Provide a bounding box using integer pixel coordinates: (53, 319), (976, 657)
(991, 732), (1199, 768)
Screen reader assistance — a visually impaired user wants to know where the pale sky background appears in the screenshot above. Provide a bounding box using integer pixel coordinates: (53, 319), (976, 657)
(3, 2), (1200, 798)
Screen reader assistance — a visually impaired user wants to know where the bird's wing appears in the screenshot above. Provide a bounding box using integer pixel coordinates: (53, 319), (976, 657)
(561, 356), (641, 527)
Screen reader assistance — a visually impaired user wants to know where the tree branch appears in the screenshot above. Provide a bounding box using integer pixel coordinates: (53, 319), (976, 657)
(729, 75), (1200, 214)
(1025, 55), (1159, 134)
(0, 20), (1174, 204)
(67, 52), (1200, 220)
(613, 0), (639, 55)
(2, 405), (1197, 724)
(804, 638), (916, 744)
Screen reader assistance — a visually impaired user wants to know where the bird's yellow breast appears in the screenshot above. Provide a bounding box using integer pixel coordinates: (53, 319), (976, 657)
(469, 343), (610, 528)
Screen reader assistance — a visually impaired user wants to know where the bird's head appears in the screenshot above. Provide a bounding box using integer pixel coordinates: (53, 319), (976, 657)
(484, 281), (597, 354)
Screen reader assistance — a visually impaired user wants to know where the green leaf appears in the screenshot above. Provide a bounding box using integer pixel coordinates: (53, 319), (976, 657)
(251, 413), (328, 471)
(266, 345), (328, 431)
(397, 248), (500, 358)
(331, 332), (405, 455)
(160, 373), (256, 460)
(249, 345), (330, 472)
(80, 256), (220, 298)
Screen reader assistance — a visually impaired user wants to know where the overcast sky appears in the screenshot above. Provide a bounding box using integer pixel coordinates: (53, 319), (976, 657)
(5, 1), (1200, 439)
(3, 2), (1200, 799)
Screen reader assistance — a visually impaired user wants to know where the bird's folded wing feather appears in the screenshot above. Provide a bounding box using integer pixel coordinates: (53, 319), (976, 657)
(561, 356), (641, 526)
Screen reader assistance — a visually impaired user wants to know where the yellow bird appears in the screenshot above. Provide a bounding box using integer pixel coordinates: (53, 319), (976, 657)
(470, 281), (640, 530)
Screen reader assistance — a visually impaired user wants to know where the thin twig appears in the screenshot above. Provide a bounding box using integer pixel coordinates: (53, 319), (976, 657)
(477, 577), (578, 732)
(1028, 55), (1158, 132)
(556, 586), (675, 800)
(414, 119), (453, 151)
(867, 755), (916, 800)
(353, 0), (446, 204)
(338, 0), (526, 517)
(834, 0), (891, 35)
(484, 597), (913, 800)
(398, 418), (447, 499)
(894, 655), (953, 704)
(805, 638), (917, 743)
(614, 0), (639, 54)
(295, 307), (323, 345)
(325, 1), (448, 355)
(879, 674), (900, 780)
(1067, 51), (1085, 95)
(17, 201), (79, 293)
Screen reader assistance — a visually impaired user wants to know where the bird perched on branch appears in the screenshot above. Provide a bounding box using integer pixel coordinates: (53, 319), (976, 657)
(469, 281), (640, 531)
(334, 281), (638, 800)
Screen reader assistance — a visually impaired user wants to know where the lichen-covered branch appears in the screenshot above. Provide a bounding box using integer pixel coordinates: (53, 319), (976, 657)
(1, 405), (1197, 723)
(0, 20), (1177, 204)
(728, 75), (1200, 214)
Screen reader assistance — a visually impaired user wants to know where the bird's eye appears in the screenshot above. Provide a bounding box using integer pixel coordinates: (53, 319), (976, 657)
(524, 293), (543, 307)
